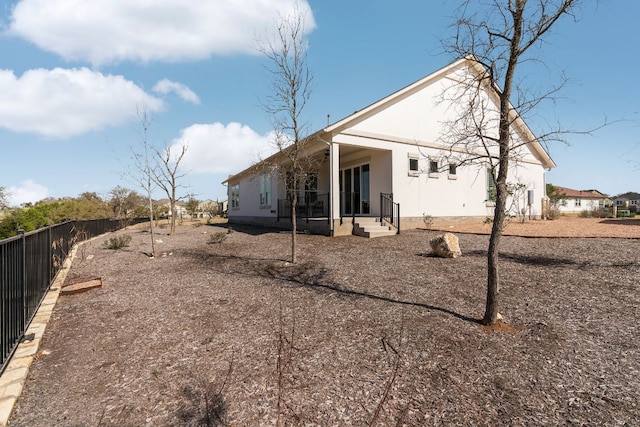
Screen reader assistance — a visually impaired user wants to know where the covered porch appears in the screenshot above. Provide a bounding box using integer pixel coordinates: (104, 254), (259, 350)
(275, 143), (400, 236)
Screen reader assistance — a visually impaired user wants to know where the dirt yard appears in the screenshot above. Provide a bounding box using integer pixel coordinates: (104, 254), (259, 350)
(8, 217), (640, 426)
(433, 215), (640, 238)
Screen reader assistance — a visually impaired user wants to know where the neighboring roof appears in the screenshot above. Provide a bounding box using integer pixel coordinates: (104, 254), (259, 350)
(322, 55), (556, 169)
(612, 192), (640, 200)
(554, 186), (609, 199)
(156, 198), (186, 207)
(582, 189), (608, 197)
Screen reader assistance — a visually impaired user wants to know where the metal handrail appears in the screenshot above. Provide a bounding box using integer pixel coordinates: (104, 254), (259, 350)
(380, 193), (400, 234)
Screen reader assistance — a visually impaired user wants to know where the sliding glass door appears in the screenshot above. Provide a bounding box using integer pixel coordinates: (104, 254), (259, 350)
(340, 164), (370, 215)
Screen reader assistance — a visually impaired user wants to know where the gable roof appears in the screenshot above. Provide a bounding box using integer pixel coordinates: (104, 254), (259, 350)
(224, 57), (556, 185)
(322, 56), (555, 169)
(554, 186), (608, 200)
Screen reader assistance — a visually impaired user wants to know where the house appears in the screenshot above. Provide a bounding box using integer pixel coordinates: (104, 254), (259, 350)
(224, 57), (555, 237)
(197, 199), (228, 218)
(552, 186), (610, 214)
(156, 199), (189, 219)
(612, 192), (640, 213)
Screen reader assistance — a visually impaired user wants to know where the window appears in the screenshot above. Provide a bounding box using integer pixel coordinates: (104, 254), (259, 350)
(408, 155), (419, 176)
(429, 160), (439, 173)
(631, 200), (638, 206)
(575, 199), (581, 207)
(429, 159), (439, 178)
(486, 168), (496, 203)
(259, 174), (271, 206)
(305, 173), (318, 204)
(230, 184), (240, 209)
(448, 163), (457, 180)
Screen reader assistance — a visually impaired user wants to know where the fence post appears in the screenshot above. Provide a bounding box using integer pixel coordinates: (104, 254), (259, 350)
(48, 225), (53, 282)
(18, 229), (26, 337)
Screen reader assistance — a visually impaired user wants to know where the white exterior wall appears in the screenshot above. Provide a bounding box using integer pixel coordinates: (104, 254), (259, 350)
(228, 172), (278, 218)
(331, 133), (545, 218)
(391, 145), (545, 218)
(347, 73), (541, 166)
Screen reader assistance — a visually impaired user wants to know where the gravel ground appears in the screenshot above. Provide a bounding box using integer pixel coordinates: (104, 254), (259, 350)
(9, 218), (640, 426)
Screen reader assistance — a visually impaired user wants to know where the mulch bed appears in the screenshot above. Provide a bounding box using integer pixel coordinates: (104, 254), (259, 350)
(9, 222), (640, 426)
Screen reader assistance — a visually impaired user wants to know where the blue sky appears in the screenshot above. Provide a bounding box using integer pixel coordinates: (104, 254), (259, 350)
(0, 0), (638, 206)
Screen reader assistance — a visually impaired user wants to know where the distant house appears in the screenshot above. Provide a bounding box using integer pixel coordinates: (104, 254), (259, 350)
(157, 199), (189, 219)
(224, 57), (555, 236)
(612, 192), (640, 212)
(197, 199), (228, 218)
(553, 186), (609, 214)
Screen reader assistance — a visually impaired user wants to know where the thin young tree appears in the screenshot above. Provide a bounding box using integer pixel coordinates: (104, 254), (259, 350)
(152, 142), (189, 234)
(129, 108), (157, 258)
(444, 0), (581, 325)
(185, 196), (199, 220)
(258, 3), (315, 264)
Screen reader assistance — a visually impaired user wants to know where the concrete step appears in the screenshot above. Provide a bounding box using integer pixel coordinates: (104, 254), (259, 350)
(353, 218), (397, 238)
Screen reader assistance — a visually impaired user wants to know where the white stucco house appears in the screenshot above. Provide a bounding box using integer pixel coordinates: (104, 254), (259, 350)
(224, 57), (555, 236)
(553, 186), (609, 214)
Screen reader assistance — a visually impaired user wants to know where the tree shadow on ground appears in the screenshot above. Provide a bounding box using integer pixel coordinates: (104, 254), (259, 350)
(465, 249), (579, 267)
(204, 223), (303, 237)
(598, 218), (640, 226)
(187, 251), (480, 325)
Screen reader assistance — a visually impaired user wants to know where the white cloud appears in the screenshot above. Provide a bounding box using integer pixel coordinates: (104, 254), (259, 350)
(153, 79), (200, 104)
(7, 180), (49, 207)
(8, 0), (316, 66)
(0, 67), (164, 138)
(170, 122), (278, 175)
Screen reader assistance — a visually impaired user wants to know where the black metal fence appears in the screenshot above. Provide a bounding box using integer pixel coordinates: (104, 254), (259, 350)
(1, 218), (146, 374)
(277, 192), (330, 223)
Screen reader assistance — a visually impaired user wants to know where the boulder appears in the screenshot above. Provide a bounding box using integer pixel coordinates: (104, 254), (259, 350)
(430, 232), (462, 258)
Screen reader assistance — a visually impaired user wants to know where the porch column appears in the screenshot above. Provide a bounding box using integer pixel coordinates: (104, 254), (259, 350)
(329, 142), (340, 231)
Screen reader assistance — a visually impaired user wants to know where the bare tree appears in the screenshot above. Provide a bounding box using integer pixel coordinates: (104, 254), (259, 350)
(129, 108), (157, 258)
(258, 3), (317, 264)
(444, 0), (581, 325)
(152, 142), (189, 234)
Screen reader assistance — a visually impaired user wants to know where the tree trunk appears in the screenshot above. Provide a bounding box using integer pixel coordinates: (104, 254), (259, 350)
(291, 191), (298, 264)
(483, 179), (507, 325)
(148, 192), (156, 258)
(170, 185), (176, 235)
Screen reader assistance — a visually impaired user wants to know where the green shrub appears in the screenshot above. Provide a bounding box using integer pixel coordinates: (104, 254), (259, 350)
(103, 235), (132, 250)
(208, 232), (227, 244)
